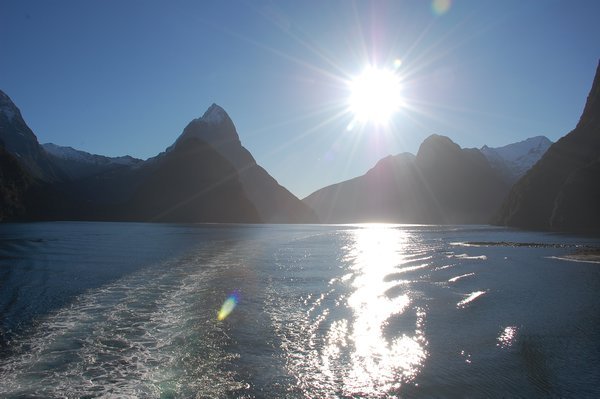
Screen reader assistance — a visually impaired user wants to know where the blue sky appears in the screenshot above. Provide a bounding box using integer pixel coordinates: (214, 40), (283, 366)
(1, 0), (599, 198)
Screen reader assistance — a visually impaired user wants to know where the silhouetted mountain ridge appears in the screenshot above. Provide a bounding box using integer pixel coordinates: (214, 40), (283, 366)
(495, 60), (600, 232)
(0, 90), (63, 181)
(0, 93), (316, 223)
(304, 134), (509, 224)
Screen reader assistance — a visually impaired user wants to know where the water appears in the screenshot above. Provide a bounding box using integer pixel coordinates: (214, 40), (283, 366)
(0, 222), (599, 398)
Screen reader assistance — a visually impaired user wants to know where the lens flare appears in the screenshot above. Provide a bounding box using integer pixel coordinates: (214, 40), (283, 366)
(218, 291), (240, 321)
(431, 0), (451, 15)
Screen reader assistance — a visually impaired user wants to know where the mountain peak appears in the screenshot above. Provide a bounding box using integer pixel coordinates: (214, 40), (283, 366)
(416, 134), (462, 162)
(0, 89), (20, 122)
(168, 103), (239, 153)
(200, 103), (229, 125)
(576, 59), (600, 129)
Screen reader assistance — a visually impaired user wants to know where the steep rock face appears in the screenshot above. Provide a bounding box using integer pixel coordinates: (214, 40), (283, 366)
(0, 90), (63, 181)
(481, 136), (552, 184)
(122, 137), (260, 223)
(415, 135), (509, 224)
(304, 135), (509, 224)
(43, 143), (142, 180)
(172, 104), (318, 223)
(0, 143), (34, 221)
(495, 61), (600, 232)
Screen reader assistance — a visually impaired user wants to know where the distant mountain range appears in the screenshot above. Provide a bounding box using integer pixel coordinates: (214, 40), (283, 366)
(303, 129), (553, 224)
(42, 143), (142, 180)
(494, 60), (600, 233)
(303, 134), (515, 224)
(1, 60), (598, 231)
(304, 62), (600, 232)
(0, 90), (316, 223)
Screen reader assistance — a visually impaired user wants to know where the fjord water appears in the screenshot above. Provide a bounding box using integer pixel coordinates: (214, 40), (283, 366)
(0, 223), (599, 398)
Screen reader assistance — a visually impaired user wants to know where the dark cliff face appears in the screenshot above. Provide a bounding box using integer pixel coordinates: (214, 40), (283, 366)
(304, 135), (509, 224)
(0, 90), (63, 181)
(415, 135), (509, 224)
(495, 61), (600, 233)
(0, 144), (34, 221)
(122, 137), (260, 223)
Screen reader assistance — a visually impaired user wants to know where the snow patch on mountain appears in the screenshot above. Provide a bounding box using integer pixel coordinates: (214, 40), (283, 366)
(167, 103), (239, 155)
(481, 136), (552, 183)
(201, 103), (228, 125)
(43, 143), (141, 166)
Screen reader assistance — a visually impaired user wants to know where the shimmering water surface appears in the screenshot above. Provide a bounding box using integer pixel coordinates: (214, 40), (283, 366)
(1, 222), (599, 398)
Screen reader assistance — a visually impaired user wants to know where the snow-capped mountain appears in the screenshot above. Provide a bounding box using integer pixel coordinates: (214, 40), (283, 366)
(43, 143), (141, 166)
(42, 143), (142, 180)
(481, 136), (552, 184)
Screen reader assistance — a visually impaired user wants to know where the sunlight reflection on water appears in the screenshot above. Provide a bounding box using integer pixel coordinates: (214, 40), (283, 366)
(317, 225), (428, 397)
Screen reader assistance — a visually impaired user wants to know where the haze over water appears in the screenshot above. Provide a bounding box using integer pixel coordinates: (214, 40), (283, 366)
(1, 223), (599, 397)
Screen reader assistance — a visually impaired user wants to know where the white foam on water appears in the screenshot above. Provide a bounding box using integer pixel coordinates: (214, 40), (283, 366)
(448, 273), (475, 283)
(0, 252), (243, 398)
(447, 253), (488, 261)
(457, 290), (487, 308)
(547, 256), (600, 264)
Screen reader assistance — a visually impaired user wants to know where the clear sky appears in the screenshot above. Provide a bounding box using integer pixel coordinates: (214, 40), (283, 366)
(1, 0), (599, 198)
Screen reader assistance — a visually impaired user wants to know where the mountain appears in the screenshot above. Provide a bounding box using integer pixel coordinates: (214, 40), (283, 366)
(3, 97), (314, 224)
(43, 143), (142, 180)
(495, 61), (600, 233)
(120, 136), (260, 223)
(0, 90), (63, 181)
(304, 134), (509, 224)
(481, 136), (552, 184)
(0, 143), (34, 221)
(168, 104), (317, 223)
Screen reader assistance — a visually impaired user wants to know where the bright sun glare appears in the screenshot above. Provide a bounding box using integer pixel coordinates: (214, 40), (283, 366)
(348, 67), (403, 125)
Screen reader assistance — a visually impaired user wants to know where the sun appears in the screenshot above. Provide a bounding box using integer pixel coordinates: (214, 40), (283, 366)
(348, 66), (404, 125)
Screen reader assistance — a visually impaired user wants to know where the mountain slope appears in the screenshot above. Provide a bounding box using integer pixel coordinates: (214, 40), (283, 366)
(304, 135), (509, 224)
(121, 137), (260, 223)
(481, 136), (552, 184)
(495, 60), (600, 232)
(0, 143), (34, 221)
(0, 90), (63, 181)
(172, 104), (318, 223)
(42, 143), (141, 180)
(20, 103), (310, 224)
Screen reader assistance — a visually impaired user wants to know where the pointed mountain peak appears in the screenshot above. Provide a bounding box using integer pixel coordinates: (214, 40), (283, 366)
(200, 103), (230, 125)
(0, 89), (21, 122)
(0, 89), (11, 103)
(168, 103), (240, 154)
(576, 59), (600, 129)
